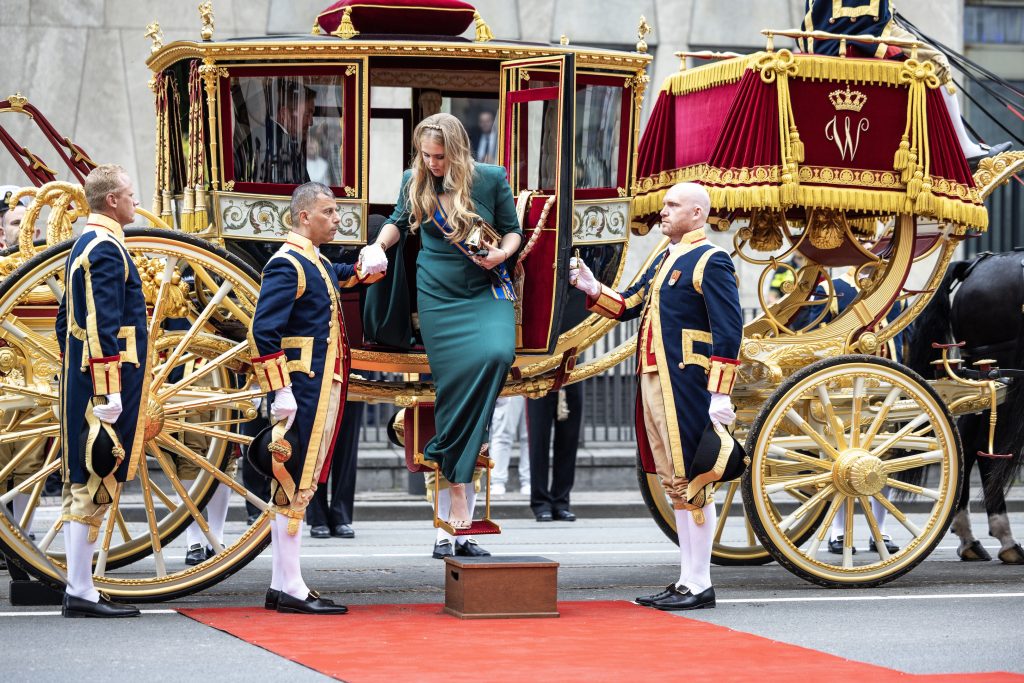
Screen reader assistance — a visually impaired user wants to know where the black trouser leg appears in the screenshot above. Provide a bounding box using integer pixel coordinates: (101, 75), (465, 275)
(549, 383), (582, 512)
(527, 393), (556, 515)
(240, 413), (270, 518)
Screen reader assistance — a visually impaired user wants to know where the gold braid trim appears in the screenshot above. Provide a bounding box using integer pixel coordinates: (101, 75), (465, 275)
(661, 53), (763, 95)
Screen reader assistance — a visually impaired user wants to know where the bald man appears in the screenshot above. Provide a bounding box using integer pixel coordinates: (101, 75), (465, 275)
(571, 182), (743, 610)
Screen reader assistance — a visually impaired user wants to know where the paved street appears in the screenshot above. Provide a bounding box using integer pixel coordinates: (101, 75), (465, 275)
(3, 509), (1022, 680)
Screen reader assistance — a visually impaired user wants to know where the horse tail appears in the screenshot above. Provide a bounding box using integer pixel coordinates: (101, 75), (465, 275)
(984, 333), (1024, 500)
(904, 259), (968, 376)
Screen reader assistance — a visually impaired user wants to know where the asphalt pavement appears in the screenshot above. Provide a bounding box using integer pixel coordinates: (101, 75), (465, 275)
(2, 508), (1022, 681)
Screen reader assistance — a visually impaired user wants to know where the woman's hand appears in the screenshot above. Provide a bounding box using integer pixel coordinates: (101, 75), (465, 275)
(472, 237), (508, 271)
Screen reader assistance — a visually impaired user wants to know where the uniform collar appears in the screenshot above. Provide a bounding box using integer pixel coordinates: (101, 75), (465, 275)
(284, 231), (320, 259)
(85, 213), (125, 242)
(666, 227), (707, 256)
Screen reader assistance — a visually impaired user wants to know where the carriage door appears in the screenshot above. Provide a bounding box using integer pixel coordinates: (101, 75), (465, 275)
(499, 55), (575, 354)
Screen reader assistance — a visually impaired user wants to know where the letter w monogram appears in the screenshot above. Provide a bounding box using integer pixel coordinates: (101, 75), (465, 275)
(824, 115), (870, 161)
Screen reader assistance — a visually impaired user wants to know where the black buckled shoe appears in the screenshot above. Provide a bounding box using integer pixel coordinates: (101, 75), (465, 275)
(310, 525), (331, 539)
(62, 593), (141, 618)
(432, 539), (454, 559)
(332, 524), (355, 539)
(276, 590), (348, 615)
(553, 509), (577, 522)
(868, 535), (900, 554)
(185, 544), (214, 566)
(828, 535), (856, 555)
(265, 588), (280, 610)
(653, 586), (716, 611)
(958, 539), (992, 561)
(455, 539), (491, 557)
(635, 583), (683, 607)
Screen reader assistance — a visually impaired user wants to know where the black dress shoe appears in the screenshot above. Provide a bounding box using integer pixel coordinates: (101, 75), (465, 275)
(310, 525), (331, 539)
(185, 544), (211, 566)
(432, 539), (454, 559)
(635, 583), (683, 607)
(331, 524), (355, 539)
(265, 588), (280, 610)
(62, 593), (140, 618)
(828, 535), (856, 555)
(535, 511), (553, 522)
(276, 590), (348, 615)
(868, 535), (900, 554)
(553, 509), (577, 522)
(455, 539), (491, 557)
(653, 586), (716, 611)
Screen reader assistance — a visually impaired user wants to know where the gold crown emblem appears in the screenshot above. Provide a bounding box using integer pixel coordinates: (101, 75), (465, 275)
(829, 87), (867, 112)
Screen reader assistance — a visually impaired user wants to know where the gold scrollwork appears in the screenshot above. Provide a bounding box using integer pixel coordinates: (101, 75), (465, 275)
(198, 1), (215, 42)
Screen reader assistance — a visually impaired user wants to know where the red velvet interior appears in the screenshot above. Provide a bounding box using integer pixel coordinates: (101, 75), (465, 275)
(404, 402), (436, 473)
(519, 196), (558, 352)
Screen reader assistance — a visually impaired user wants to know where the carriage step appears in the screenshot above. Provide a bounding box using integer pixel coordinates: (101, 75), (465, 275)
(435, 518), (502, 536)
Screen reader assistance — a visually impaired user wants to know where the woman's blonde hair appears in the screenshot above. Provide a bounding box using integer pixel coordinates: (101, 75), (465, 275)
(405, 113), (479, 243)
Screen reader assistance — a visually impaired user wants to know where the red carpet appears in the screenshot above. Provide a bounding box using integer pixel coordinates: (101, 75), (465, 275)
(180, 601), (1022, 682)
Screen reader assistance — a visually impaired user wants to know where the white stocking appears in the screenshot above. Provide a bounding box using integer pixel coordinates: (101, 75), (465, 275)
(269, 513), (282, 591)
(456, 485), (479, 547)
(685, 503), (716, 594)
(673, 508), (692, 589)
(272, 513), (309, 599)
(63, 521), (99, 602)
(942, 87), (985, 158)
(181, 479), (204, 549)
(434, 487), (455, 545)
(871, 487), (891, 537)
(205, 483), (231, 549)
(12, 493), (33, 534)
(831, 501), (847, 541)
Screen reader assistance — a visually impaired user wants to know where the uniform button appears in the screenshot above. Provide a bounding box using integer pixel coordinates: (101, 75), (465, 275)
(678, 362), (685, 369)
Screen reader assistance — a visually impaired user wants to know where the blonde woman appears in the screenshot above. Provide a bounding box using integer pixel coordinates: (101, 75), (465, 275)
(365, 113), (522, 531)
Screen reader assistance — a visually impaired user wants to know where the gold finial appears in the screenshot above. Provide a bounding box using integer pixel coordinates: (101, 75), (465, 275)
(198, 2), (215, 41)
(8, 92), (27, 109)
(473, 11), (494, 43)
(636, 15), (652, 53)
(144, 21), (164, 53)
(331, 7), (360, 39)
(560, 34), (569, 45)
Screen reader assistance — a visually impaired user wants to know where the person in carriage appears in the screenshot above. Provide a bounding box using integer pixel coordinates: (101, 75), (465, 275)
(800, 0), (1011, 167)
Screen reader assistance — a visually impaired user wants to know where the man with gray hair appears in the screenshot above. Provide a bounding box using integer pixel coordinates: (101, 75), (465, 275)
(570, 182), (743, 610)
(53, 164), (146, 617)
(248, 181), (383, 614)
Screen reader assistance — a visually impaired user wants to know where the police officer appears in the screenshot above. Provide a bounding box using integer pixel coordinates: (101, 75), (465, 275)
(249, 181), (381, 614)
(571, 182), (743, 610)
(55, 164), (147, 618)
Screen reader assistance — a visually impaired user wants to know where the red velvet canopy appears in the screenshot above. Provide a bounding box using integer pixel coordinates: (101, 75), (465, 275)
(316, 0), (477, 37)
(633, 51), (987, 231)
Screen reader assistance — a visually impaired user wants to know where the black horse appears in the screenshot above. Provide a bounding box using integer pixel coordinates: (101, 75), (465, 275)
(906, 250), (1024, 564)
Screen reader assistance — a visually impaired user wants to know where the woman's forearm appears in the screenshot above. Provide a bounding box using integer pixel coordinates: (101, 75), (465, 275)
(375, 223), (401, 250)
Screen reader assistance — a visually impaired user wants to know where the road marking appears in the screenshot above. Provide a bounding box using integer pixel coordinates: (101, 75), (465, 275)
(717, 592), (1024, 604)
(0, 609), (178, 617)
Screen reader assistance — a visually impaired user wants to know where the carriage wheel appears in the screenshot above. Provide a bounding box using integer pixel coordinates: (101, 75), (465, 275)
(0, 228), (273, 601)
(636, 457), (827, 566)
(741, 355), (962, 587)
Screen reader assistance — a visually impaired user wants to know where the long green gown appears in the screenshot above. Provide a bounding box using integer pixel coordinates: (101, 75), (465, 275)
(385, 163), (522, 483)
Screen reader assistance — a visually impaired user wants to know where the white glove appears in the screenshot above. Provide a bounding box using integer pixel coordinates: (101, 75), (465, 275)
(93, 393), (122, 424)
(358, 242), (389, 276)
(270, 385), (297, 430)
(708, 392), (735, 428)
(569, 256), (601, 298)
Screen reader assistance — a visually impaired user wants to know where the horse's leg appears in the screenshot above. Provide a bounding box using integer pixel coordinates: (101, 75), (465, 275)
(980, 456), (1024, 564)
(953, 414), (992, 561)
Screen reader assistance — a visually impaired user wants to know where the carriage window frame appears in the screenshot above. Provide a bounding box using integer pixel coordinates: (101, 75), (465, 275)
(511, 71), (631, 200)
(219, 63), (364, 197)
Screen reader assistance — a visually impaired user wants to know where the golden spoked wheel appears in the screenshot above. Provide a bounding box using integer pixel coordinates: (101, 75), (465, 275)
(741, 355), (962, 587)
(636, 456), (827, 566)
(0, 228), (273, 601)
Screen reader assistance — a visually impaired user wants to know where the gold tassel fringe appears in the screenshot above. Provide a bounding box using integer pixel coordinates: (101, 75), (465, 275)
(662, 53), (761, 95)
(473, 11), (494, 43)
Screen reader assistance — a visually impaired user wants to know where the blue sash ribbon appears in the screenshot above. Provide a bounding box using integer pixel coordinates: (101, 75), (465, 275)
(432, 205), (517, 302)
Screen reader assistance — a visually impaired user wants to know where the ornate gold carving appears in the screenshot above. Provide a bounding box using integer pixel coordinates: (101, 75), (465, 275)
(198, 58), (227, 190)
(829, 86), (867, 112)
(560, 34), (569, 46)
(137, 256), (192, 318)
(144, 22), (164, 53)
(198, 1), (215, 42)
(857, 331), (878, 354)
(973, 151), (1024, 201)
(805, 207), (847, 250)
(747, 209), (786, 252)
(224, 180), (235, 191)
(372, 69), (498, 92)
(7, 92), (27, 110)
(343, 186), (357, 198)
(636, 15), (652, 53)
(20, 182), (87, 257)
(144, 398), (165, 441)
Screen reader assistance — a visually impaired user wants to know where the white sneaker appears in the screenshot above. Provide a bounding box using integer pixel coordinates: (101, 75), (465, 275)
(491, 483), (506, 495)
(520, 485), (531, 495)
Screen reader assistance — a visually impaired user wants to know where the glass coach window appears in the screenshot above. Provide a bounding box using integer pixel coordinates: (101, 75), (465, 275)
(228, 74), (346, 188)
(575, 84), (622, 190)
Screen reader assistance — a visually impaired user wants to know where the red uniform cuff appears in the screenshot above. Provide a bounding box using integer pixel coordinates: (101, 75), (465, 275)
(252, 350), (292, 393)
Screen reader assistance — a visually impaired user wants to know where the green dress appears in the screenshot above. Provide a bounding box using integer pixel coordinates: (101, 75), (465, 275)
(386, 163), (522, 484)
